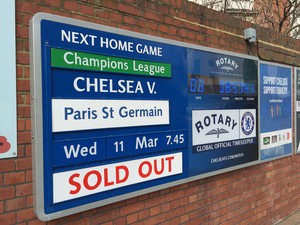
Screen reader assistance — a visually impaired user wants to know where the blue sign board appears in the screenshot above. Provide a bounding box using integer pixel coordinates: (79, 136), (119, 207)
(295, 68), (300, 154)
(30, 13), (259, 221)
(259, 62), (292, 160)
(187, 50), (258, 175)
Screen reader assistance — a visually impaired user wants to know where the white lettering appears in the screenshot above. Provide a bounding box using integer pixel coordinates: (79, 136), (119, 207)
(61, 30), (97, 46)
(64, 142), (97, 159)
(135, 136), (158, 149)
(100, 37), (134, 52)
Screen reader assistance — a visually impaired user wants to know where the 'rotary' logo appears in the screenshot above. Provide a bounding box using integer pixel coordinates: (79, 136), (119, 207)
(205, 128), (229, 138)
(215, 57), (239, 72)
(241, 112), (255, 135)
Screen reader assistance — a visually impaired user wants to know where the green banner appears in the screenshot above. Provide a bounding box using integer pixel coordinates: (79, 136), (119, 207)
(51, 48), (171, 78)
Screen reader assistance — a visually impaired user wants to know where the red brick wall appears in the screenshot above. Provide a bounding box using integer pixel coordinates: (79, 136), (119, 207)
(2, 0), (300, 224)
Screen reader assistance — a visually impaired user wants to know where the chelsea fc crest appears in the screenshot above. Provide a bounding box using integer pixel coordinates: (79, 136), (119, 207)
(241, 112), (255, 135)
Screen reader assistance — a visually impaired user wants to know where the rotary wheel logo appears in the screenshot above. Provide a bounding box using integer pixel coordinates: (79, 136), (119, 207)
(0, 136), (11, 154)
(241, 112), (255, 135)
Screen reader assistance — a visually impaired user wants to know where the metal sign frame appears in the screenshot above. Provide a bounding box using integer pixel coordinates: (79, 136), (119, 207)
(295, 67), (300, 154)
(30, 13), (260, 221)
(187, 49), (259, 177)
(258, 61), (293, 161)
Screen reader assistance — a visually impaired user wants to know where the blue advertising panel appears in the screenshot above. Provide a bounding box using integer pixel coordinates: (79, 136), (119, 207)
(30, 13), (259, 221)
(187, 50), (258, 176)
(295, 68), (300, 154)
(259, 62), (292, 160)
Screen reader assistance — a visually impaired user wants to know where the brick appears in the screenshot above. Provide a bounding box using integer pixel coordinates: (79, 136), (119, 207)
(16, 26), (29, 39)
(0, 201), (3, 213)
(170, 199), (180, 209)
(23, 66), (30, 78)
(4, 171), (25, 185)
(169, 217), (181, 225)
(25, 144), (32, 157)
(180, 214), (189, 223)
(168, 26), (178, 36)
(126, 213), (138, 224)
(138, 209), (150, 220)
(114, 217), (126, 224)
(144, 213), (165, 224)
(165, 207), (185, 220)
(101, 222), (113, 225)
(80, 4), (94, 16)
(16, 65), (24, 78)
(118, 3), (141, 16)
(17, 132), (31, 144)
(23, 14), (33, 26)
(102, 1), (119, 10)
(17, 105), (31, 118)
(24, 40), (30, 51)
(178, 29), (187, 38)
(27, 195), (33, 207)
(125, 197), (138, 205)
(49, 212), (82, 224)
(188, 194), (197, 203)
(16, 183), (32, 197)
(25, 119), (31, 131)
(165, 189), (184, 201)
(5, 197), (26, 211)
(150, 205), (160, 216)
(123, 16), (136, 25)
(27, 219), (45, 225)
(16, 157), (32, 171)
(137, 193), (149, 201)
(0, 212), (16, 225)
(145, 195), (166, 208)
(17, 52), (29, 65)
(147, 21), (158, 31)
(15, 222), (26, 225)
(144, 1), (156, 11)
(31, 4), (54, 14)
(17, 119), (26, 131)
(120, 201), (144, 216)
(17, 145), (25, 158)
(44, 0), (61, 8)
(17, 79), (30, 92)
(143, 10), (164, 22)
(159, 24), (169, 33)
(16, 208), (36, 223)
(95, 8), (110, 20)
(109, 11), (123, 23)
(91, 209), (120, 225)
(16, 39), (23, 51)
(160, 202), (170, 213)
(187, 31), (196, 40)
(16, 1), (33, 13)
(64, 217), (91, 225)
(160, 4), (170, 15)
(81, 208), (98, 217)
(180, 196), (189, 206)
(0, 159), (15, 172)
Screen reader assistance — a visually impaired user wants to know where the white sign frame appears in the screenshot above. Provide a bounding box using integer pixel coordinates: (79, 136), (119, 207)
(0, 1), (17, 159)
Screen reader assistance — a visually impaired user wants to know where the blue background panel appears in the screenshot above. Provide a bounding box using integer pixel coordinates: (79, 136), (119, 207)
(39, 19), (188, 214)
(187, 49), (258, 176)
(259, 63), (292, 160)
